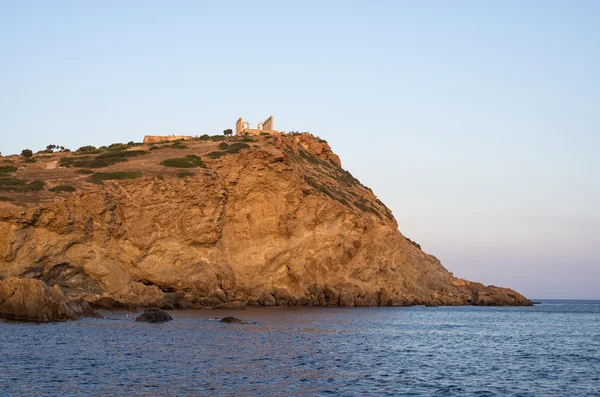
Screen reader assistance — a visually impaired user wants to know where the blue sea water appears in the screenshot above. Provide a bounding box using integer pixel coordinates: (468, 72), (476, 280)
(1, 300), (599, 396)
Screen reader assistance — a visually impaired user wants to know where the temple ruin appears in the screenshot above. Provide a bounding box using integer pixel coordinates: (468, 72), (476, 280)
(235, 115), (278, 136)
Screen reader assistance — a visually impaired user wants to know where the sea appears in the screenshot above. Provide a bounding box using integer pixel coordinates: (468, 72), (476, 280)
(1, 300), (599, 396)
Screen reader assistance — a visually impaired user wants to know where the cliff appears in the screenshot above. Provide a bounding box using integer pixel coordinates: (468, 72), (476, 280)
(0, 133), (531, 313)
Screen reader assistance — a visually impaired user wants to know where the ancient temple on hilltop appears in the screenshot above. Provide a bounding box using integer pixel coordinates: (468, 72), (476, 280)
(235, 115), (278, 136)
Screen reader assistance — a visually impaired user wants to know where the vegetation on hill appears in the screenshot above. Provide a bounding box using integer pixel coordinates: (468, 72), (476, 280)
(160, 155), (207, 168)
(49, 185), (76, 193)
(0, 178), (45, 192)
(88, 171), (143, 184)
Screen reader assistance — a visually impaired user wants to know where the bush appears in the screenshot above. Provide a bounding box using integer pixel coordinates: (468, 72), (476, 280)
(176, 171), (194, 178)
(96, 150), (147, 159)
(49, 185), (76, 193)
(76, 145), (102, 154)
(0, 196), (13, 202)
(107, 143), (127, 151)
(0, 166), (17, 175)
(169, 142), (188, 149)
(87, 171), (143, 184)
(218, 142), (229, 150)
(207, 151), (227, 159)
(160, 155), (207, 168)
(21, 149), (33, 158)
(0, 178), (45, 192)
(75, 169), (95, 175)
(149, 146), (161, 151)
(61, 156), (126, 168)
(226, 142), (250, 154)
(405, 237), (422, 250)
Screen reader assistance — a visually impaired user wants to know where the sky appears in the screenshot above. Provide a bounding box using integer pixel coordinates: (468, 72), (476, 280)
(1, 1), (598, 299)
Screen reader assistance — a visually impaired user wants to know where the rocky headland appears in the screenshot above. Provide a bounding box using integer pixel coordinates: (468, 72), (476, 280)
(0, 133), (530, 321)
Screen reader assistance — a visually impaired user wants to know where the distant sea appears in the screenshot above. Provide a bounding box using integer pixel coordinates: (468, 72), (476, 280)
(1, 300), (599, 396)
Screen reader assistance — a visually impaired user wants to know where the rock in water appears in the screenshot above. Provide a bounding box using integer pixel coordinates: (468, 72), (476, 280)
(135, 308), (173, 323)
(220, 316), (247, 324)
(0, 278), (98, 322)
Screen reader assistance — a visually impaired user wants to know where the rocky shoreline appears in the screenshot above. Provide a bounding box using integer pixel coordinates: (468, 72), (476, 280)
(0, 133), (531, 322)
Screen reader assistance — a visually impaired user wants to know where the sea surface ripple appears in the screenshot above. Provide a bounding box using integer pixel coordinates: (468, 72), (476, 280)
(1, 300), (599, 396)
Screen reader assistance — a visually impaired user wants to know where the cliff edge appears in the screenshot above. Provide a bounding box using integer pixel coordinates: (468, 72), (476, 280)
(0, 133), (531, 311)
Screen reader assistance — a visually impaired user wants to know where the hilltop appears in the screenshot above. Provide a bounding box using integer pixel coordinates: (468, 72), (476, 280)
(0, 133), (530, 318)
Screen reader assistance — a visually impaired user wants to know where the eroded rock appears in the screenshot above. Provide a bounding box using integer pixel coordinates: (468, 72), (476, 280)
(0, 278), (98, 322)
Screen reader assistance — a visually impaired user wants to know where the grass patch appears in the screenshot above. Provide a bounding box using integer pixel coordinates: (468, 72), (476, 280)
(0, 178), (45, 192)
(176, 171), (195, 178)
(207, 151), (227, 159)
(49, 185), (76, 193)
(169, 142), (188, 149)
(87, 171), (143, 184)
(218, 142), (229, 150)
(96, 150), (147, 159)
(76, 145), (102, 154)
(59, 150), (147, 169)
(160, 155), (207, 168)
(226, 142), (250, 153)
(0, 196), (13, 202)
(75, 169), (95, 175)
(354, 198), (382, 219)
(0, 166), (17, 175)
(61, 157), (126, 168)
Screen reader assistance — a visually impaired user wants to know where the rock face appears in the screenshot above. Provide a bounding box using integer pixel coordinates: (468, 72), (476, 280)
(135, 308), (172, 323)
(0, 277), (97, 322)
(0, 133), (531, 309)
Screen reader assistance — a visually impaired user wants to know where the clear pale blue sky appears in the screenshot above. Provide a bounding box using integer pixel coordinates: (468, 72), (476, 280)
(1, 1), (598, 298)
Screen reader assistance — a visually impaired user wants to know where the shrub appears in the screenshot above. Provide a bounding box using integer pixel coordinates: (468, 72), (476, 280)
(226, 142), (250, 154)
(0, 196), (13, 202)
(160, 155), (207, 168)
(169, 142), (188, 149)
(406, 237), (422, 250)
(49, 185), (76, 193)
(198, 134), (211, 141)
(76, 145), (101, 154)
(107, 143), (127, 151)
(75, 169), (95, 175)
(96, 150), (147, 159)
(61, 156), (126, 168)
(0, 166), (17, 175)
(207, 151), (227, 159)
(0, 178), (45, 192)
(0, 178), (24, 188)
(88, 171), (142, 184)
(149, 146), (161, 151)
(218, 142), (229, 150)
(21, 149), (33, 158)
(176, 171), (194, 178)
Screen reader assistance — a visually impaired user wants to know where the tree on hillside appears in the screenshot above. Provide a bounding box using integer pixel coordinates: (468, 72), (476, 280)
(21, 149), (33, 158)
(223, 129), (233, 136)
